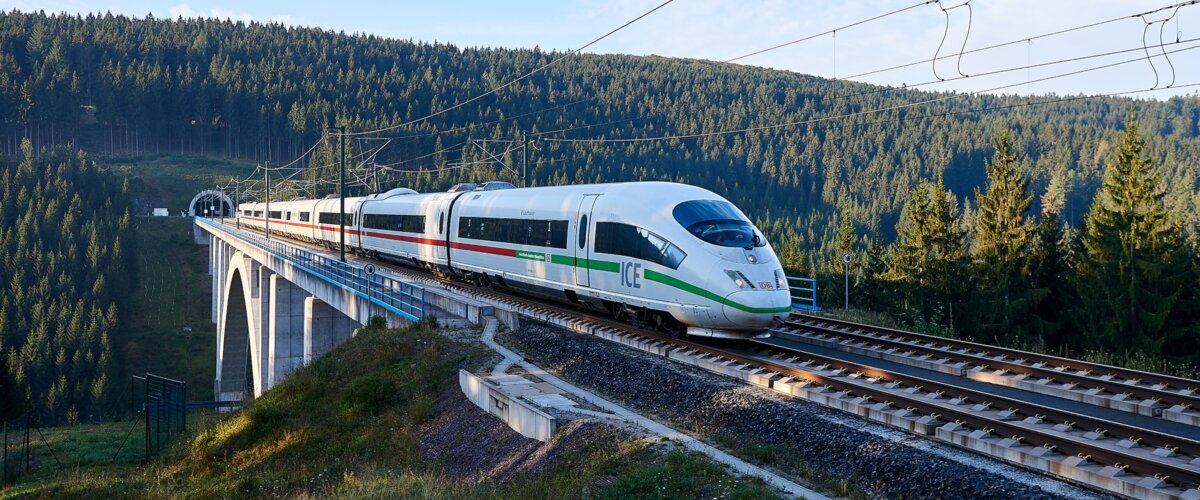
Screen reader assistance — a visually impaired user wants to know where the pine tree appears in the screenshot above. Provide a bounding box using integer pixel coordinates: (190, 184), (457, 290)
(967, 134), (1041, 345)
(884, 177), (967, 329)
(1028, 173), (1073, 349)
(857, 235), (890, 310)
(1073, 114), (1196, 361)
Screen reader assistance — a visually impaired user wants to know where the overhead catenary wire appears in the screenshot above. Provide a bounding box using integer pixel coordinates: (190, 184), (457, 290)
(544, 41), (1200, 144)
(723, 0), (938, 64)
(219, 0), (667, 192)
(844, 0), (1200, 81)
(333, 0), (675, 138)
(840, 36), (1200, 101)
(528, 5), (1200, 144)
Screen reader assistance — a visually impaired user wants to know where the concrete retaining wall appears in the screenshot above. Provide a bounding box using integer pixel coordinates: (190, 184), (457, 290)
(459, 370), (557, 441)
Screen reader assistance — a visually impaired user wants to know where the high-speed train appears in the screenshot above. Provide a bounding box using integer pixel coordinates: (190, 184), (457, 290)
(236, 181), (792, 338)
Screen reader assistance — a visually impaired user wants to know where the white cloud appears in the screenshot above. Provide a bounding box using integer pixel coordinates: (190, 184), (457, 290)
(167, 3), (297, 25)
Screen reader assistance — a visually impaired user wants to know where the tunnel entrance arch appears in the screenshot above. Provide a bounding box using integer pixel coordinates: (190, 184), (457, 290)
(190, 190), (235, 217)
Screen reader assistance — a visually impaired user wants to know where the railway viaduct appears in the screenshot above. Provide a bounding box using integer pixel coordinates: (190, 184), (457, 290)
(194, 217), (473, 404)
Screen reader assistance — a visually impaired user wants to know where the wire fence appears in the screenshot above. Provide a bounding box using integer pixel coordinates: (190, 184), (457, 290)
(1, 413), (61, 487)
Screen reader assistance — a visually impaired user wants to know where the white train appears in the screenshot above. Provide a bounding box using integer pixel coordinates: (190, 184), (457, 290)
(236, 181), (792, 338)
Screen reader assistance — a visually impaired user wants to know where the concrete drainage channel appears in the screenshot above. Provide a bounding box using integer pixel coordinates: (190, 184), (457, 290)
(459, 317), (825, 498)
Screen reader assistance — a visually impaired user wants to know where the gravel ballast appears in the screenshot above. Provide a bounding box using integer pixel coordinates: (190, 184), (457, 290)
(499, 323), (1108, 500)
(420, 385), (620, 485)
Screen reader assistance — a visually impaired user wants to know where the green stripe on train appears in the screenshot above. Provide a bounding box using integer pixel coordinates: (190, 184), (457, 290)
(543, 252), (788, 314)
(549, 254), (619, 273)
(644, 269), (791, 314)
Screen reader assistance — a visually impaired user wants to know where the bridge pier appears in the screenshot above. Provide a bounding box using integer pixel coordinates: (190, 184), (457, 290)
(268, 274), (307, 388)
(304, 296), (356, 365)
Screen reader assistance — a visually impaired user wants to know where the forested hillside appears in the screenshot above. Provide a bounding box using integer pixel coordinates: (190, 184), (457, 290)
(0, 140), (136, 423)
(1, 11), (1200, 367)
(2, 11), (1199, 248)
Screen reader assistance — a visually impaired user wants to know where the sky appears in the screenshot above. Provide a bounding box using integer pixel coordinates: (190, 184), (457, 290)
(4, 0), (1199, 100)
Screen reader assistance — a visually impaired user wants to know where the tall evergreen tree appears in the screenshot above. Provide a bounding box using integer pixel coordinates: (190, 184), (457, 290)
(1073, 115), (1196, 362)
(1029, 173), (1072, 349)
(967, 134), (1042, 345)
(884, 177), (967, 328)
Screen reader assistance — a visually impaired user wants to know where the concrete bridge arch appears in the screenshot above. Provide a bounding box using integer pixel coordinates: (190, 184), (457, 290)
(213, 245), (358, 403)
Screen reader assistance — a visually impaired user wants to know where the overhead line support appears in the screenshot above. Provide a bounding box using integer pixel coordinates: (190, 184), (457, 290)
(339, 126), (346, 263)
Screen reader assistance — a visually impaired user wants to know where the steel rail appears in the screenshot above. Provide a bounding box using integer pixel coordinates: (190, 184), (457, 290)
(738, 340), (1200, 489)
(789, 314), (1200, 410)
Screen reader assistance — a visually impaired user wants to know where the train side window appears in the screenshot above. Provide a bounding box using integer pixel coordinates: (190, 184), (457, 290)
(595, 222), (686, 270)
(363, 214), (424, 233)
(439, 212), (444, 235)
(298, 212), (310, 222)
(578, 215), (588, 248)
(458, 216), (568, 249)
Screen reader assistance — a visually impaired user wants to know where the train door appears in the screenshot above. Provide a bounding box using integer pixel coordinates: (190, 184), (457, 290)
(574, 195), (600, 287)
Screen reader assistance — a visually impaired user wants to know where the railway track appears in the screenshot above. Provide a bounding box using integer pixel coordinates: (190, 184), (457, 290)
(217, 220), (1200, 497)
(779, 314), (1200, 426)
(736, 338), (1200, 491)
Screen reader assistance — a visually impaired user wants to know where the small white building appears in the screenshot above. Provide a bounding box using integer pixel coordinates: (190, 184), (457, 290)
(152, 208), (169, 217)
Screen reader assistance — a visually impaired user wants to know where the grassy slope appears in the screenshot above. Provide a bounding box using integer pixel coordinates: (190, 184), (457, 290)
(102, 155), (256, 216)
(6, 322), (781, 499)
(122, 217), (218, 402)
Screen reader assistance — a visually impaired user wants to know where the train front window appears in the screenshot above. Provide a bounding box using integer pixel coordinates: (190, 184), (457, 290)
(672, 200), (764, 249)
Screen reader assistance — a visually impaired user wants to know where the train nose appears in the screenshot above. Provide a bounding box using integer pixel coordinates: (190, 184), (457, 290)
(721, 289), (792, 326)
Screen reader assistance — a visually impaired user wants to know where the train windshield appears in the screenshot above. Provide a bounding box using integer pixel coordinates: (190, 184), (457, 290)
(672, 200), (764, 248)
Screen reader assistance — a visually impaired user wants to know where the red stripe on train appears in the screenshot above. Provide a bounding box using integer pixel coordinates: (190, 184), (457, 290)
(239, 216), (518, 257)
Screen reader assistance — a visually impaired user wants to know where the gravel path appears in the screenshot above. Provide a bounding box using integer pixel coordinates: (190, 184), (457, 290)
(500, 323), (1110, 500)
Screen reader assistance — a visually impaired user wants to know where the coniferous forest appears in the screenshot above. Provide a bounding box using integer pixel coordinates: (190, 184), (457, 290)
(1, 10), (1200, 420)
(0, 140), (135, 423)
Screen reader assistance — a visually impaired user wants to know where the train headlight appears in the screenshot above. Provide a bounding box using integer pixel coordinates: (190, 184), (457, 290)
(746, 253), (757, 264)
(725, 269), (753, 289)
(775, 270), (786, 288)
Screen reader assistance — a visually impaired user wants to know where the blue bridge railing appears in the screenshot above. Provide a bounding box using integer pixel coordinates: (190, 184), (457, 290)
(194, 217), (425, 322)
(788, 277), (820, 311)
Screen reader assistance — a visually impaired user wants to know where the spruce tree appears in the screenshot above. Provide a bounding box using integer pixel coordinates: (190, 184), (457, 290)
(884, 177), (967, 328)
(968, 134), (1041, 345)
(1028, 173), (1073, 349)
(1074, 115), (1195, 361)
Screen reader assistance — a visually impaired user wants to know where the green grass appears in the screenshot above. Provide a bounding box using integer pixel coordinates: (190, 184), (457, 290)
(122, 217), (217, 403)
(6, 322), (785, 498)
(1, 412), (222, 497)
(100, 155), (256, 215)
